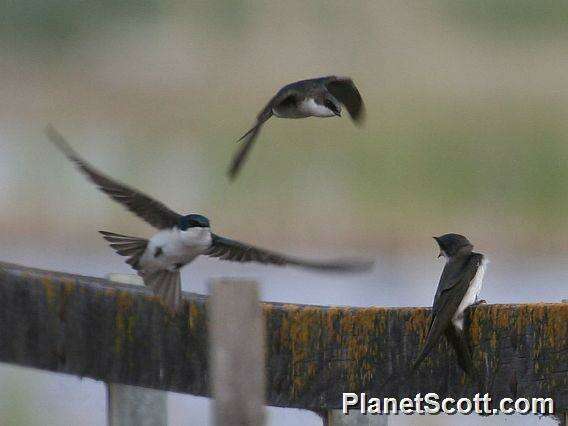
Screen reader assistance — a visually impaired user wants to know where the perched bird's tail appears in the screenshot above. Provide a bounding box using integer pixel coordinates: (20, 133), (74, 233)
(100, 231), (182, 311)
(412, 320), (475, 376)
(444, 325), (474, 375)
(228, 124), (262, 180)
(410, 317), (445, 372)
(99, 231), (148, 271)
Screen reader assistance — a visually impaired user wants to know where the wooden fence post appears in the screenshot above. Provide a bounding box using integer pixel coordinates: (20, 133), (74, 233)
(209, 279), (265, 426)
(106, 273), (168, 426)
(562, 298), (567, 426)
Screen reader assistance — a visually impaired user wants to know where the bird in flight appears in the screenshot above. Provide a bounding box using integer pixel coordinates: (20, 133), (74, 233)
(228, 76), (365, 180)
(412, 234), (487, 375)
(46, 125), (374, 311)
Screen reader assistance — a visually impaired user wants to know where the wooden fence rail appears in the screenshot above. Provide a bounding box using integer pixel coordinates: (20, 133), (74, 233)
(0, 261), (566, 423)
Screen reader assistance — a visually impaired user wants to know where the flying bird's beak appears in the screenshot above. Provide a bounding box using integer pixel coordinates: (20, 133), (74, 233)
(437, 251), (443, 259)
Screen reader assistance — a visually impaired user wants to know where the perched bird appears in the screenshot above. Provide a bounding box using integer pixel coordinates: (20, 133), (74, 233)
(412, 234), (487, 374)
(45, 125), (374, 311)
(228, 76), (365, 180)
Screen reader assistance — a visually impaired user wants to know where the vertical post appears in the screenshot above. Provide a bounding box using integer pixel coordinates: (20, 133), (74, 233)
(326, 411), (388, 426)
(209, 279), (266, 426)
(561, 299), (567, 426)
(106, 273), (168, 426)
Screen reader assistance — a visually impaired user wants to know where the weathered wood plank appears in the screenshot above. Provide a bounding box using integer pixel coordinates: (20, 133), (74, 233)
(210, 280), (265, 426)
(0, 261), (566, 421)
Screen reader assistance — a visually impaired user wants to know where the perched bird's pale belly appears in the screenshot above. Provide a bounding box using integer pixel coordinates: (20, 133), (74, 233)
(140, 228), (212, 272)
(452, 258), (487, 330)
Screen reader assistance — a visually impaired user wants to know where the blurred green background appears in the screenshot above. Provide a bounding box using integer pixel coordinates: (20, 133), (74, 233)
(0, 1), (567, 425)
(1, 0), (568, 253)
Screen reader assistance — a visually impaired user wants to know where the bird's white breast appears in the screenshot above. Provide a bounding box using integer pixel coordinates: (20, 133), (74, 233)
(452, 257), (487, 330)
(298, 98), (336, 117)
(141, 228), (212, 272)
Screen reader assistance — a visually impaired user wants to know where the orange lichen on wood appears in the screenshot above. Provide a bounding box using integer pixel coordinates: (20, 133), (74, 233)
(42, 276), (58, 308)
(114, 291), (136, 354)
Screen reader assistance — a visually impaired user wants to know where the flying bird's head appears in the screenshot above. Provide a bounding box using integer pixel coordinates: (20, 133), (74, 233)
(179, 214), (210, 230)
(322, 95), (342, 117)
(433, 234), (473, 259)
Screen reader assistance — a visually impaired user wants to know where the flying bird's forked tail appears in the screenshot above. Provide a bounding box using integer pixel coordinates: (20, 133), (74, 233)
(99, 231), (148, 271)
(144, 269), (182, 312)
(100, 231), (182, 312)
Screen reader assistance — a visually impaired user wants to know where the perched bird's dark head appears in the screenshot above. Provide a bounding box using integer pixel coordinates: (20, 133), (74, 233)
(179, 214), (210, 230)
(323, 96), (342, 117)
(433, 234), (473, 258)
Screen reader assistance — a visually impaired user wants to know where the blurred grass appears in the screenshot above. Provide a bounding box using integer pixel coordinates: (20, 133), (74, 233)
(0, 0), (162, 50)
(445, 0), (568, 35)
(1, 0), (568, 250)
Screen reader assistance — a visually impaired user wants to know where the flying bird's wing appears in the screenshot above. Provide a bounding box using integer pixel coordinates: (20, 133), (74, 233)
(323, 76), (365, 124)
(227, 107), (271, 180)
(411, 254), (482, 372)
(204, 233), (374, 272)
(45, 125), (182, 230)
(228, 87), (301, 180)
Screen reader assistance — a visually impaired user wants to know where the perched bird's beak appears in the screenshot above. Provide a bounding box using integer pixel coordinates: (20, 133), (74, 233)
(433, 237), (443, 258)
(334, 110), (341, 117)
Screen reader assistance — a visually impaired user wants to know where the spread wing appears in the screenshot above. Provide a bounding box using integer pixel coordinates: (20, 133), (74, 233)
(227, 105), (272, 180)
(228, 87), (301, 180)
(45, 125), (182, 230)
(323, 76), (365, 124)
(411, 254), (482, 371)
(204, 234), (374, 272)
